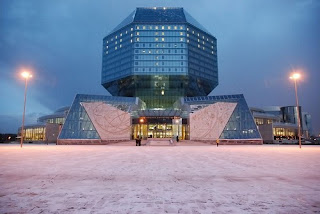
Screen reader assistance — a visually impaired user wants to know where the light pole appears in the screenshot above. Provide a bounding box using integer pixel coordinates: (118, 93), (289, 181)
(290, 72), (302, 149)
(175, 118), (180, 141)
(20, 71), (32, 148)
(139, 117), (145, 139)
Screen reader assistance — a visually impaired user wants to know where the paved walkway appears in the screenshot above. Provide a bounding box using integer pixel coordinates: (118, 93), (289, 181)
(0, 144), (319, 213)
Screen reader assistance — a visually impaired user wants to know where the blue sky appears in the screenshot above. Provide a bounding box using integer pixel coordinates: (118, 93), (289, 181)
(0, 0), (319, 135)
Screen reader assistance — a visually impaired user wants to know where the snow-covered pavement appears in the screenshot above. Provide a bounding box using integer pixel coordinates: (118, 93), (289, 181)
(0, 143), (319, 213)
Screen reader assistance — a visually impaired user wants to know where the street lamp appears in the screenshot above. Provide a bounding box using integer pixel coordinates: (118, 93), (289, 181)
(175, 118), (180, 141)
(290, 72), (302, 149)
(20, 71), (32, 148)
(139, 117), (145, 138)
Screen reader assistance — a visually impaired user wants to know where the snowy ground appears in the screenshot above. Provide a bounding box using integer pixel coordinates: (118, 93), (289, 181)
(0, 143), (320, 214)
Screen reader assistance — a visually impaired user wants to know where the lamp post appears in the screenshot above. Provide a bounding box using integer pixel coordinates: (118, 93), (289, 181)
(20, 71), (32, 148)
(139, 117), (144, 139)
(290, 72), (302, 149)
(175, 118), (180, 141)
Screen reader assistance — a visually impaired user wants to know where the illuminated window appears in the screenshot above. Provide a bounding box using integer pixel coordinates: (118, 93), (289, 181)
(115, 36), (117, 39)
(130, 39), (133, 43)
(202, 41), (205, 44)
(187, 27), (189, 31)
(202, 36), (204, 39)
(198, 44), (200, 48)
(155, 26), (159, 30)
(155, 32), (159, 35)
(115, 46), (117, 50)
(105, 51), (108, 54)
(136, 37), (139, 42)
(212, 46), (214, 49)
(106, 46), (108, 49)
(120, 44), (122, 48)
(202, 47), (205, 50)
(136, 32), (139, 35)
(142, 50), (146, 53)
(120, 33), (122, 37)
(211, 51), (214, 54)
(254, 118), (264, 125)
(120, 39), (122, 42)
(136, 26), (140, 29)
(161, 38), (165, 41)
(198, 39), (200, 42)
(197, 33), (200, 37)
(161, 26), (165, 30)
(180, 26), (183, 30)
(161, 32), (165, 35)
(155, 38), (159, 41)
(187, 39), (189, 43)
(168, 26), (171, 30)
(143, 26), (146, 29)
(192, 31), (194, 34)
(180, 38), (184, 42)
(174, 26), (177, 30)
(131, 33), (133, 37)
(106, 41), (108, 44)
(126, 30), (128, 34)
(180, 32), (183, 36)
(115, 41), (117, 44)
(131, 28), (133, 31)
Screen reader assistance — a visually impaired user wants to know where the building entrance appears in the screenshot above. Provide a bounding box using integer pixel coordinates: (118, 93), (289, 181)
(132, 117), (187, 140)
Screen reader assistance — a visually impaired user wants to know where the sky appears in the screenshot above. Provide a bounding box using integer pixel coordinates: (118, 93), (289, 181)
(0, 0), (319, 135)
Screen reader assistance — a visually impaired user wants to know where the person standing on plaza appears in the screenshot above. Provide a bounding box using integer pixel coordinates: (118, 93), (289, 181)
(216, 138), (219, 147)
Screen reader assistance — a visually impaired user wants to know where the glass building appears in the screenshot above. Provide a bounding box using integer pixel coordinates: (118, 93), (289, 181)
(101, 7), (218, 109)
(58, 7), (262, 144)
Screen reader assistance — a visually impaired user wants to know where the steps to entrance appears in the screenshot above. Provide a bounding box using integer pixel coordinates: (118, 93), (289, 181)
(147, 138), (174, 146)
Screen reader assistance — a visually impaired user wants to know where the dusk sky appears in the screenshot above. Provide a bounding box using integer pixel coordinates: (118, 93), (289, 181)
(0, 0), (319, 135)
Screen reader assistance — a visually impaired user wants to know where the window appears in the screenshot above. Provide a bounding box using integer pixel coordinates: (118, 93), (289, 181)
(174, 26), (177, 30)
(143, 26), (146, 30)
(136, 26), (140, 29)
(161, 32), (165, 35)
(135, 44), (139, 47)
(120, 33), (122, 37)
(255, 118), (264, 125)
(135, 50), (139, 53)
(161, 26), (165, 30)
(155, 38), (159, 41)
(161, 38), (165, 42)
(155, 26), (159, 30)
(135, 62), (138, 65)
(136, 32), (140, 35)
(168, 26), (171, 30)
(180, 38), (184, 42)
(136, 37), (139, 42)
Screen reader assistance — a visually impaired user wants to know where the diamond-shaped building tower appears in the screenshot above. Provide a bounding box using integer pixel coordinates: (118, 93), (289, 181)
(101, 7), (218, 109)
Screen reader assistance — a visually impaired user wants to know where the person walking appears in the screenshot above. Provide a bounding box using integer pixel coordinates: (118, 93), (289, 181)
(216, 138), (219, 147)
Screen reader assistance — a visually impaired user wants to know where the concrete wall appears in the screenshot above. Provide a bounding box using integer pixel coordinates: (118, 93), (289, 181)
(190, 102), (236, 141)
(82, 102), (131, 141)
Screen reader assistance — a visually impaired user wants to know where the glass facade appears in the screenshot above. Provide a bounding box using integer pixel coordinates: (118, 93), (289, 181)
(101, 7), (218, 109)
(59, 94), (141, 140)
(183, 94), (261, 139)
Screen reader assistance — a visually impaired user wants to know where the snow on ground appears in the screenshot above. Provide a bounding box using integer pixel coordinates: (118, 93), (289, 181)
(0, 143), (320, 213)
